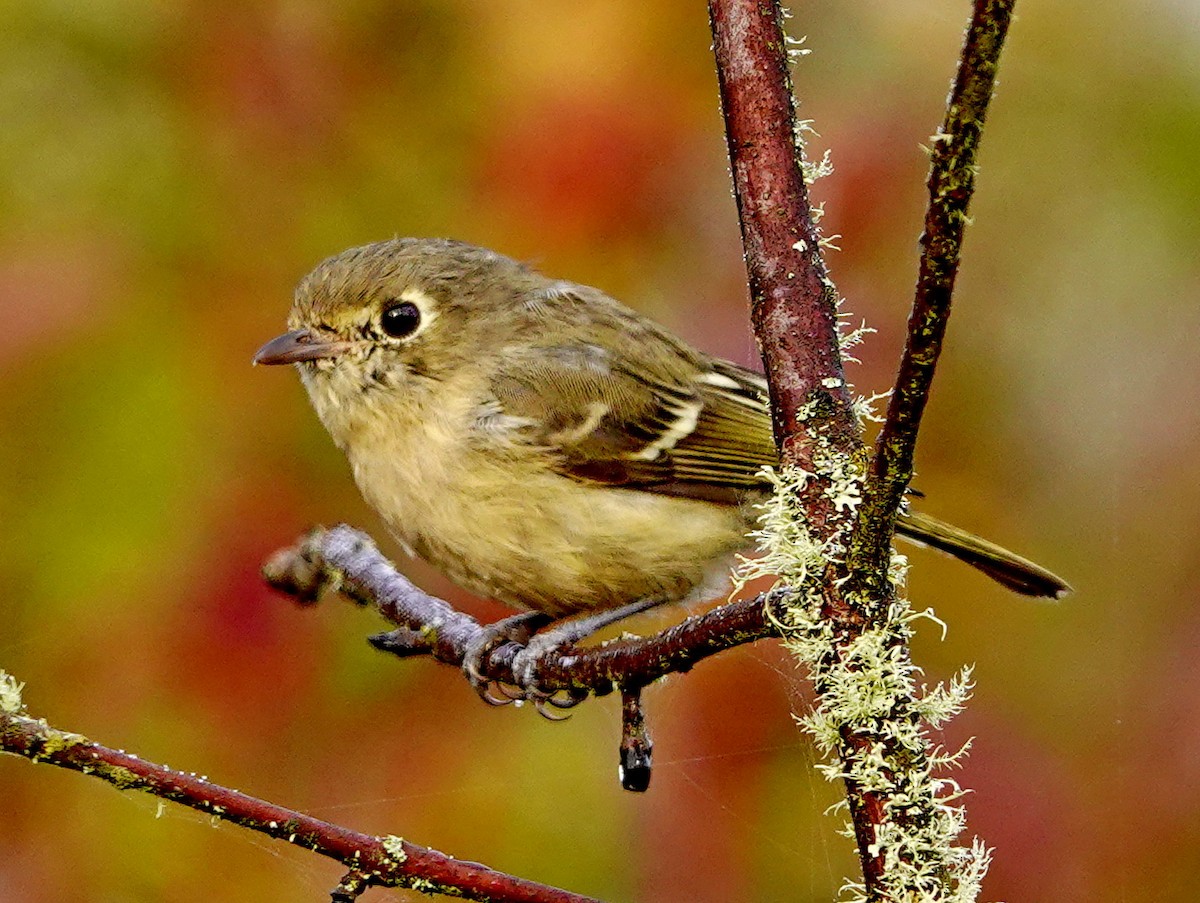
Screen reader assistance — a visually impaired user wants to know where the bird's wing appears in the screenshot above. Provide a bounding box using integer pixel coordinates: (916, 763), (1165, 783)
(484, 342), (778, 504)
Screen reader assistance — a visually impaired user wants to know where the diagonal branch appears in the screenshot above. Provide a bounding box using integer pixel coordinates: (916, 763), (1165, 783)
(264, 525), (778, 696)
(848, 0), (1016, 596)
(0, 674), (599, 903)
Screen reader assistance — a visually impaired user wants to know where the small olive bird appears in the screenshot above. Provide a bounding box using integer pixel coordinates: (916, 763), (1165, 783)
(255, 239), (1069, 687)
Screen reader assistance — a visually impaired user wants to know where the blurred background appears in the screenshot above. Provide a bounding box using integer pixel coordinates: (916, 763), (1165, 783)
(1, 1), (1196, 900)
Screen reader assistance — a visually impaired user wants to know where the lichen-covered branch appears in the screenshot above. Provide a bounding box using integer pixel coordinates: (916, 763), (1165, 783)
(849, 0), (1016, 597)
(0, 671), (598, 903)
(709, 1), (1014, 900)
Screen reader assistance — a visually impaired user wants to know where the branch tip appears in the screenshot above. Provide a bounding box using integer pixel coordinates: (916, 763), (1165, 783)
(618, 688), (653, 793)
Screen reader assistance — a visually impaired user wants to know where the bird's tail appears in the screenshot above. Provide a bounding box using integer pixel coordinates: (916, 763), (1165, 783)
(896, 510), (1071, 600)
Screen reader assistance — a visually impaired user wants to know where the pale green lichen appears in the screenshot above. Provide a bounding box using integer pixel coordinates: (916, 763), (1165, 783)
(836, 303), (876, 364)
(833, 297), (890, 425)
(785, 32), (811, 64)
(0, 671), (25, 715)
(793, 106), (834, 188)
(802, 149), (835, 185)
(852, 391), (891, 424)
(408, 876), (463, 897)
(743, 36), (989, 886)
(734, 448), (990, 901)
(379, 834), (408, 865)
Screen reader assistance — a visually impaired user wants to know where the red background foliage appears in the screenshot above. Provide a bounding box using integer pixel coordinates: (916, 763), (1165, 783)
(2, 2), (1198, 901)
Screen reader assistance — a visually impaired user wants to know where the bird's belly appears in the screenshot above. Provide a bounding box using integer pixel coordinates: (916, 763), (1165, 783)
(353, 447), (750, 616)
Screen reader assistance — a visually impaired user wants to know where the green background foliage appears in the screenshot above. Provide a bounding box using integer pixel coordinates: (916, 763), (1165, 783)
(2, 2), (1196, 900)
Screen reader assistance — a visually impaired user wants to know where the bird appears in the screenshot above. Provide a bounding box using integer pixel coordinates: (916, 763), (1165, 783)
(254, 238), (1070, 692)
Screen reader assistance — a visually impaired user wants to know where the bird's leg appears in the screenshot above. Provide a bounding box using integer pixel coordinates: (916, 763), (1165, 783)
(462, 611), (553, 704)
(511, 597), (668, 709)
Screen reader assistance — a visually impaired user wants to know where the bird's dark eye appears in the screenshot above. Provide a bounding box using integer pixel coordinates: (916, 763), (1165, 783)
(380, 301), (421, 339)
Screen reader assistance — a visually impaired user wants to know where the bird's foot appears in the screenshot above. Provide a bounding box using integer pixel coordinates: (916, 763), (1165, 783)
(509, 630), (591, 719)
(508, 597), (667, 718)
(461, 611), (552, 705)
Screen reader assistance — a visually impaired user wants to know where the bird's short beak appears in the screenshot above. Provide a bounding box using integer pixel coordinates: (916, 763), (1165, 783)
(253, 329), (355, 365)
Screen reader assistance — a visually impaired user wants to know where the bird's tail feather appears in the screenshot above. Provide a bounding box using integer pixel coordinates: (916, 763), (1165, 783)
(896, 510), (1071, 600)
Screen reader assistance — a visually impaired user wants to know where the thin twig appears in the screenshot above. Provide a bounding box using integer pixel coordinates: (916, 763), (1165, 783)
(849, 0), (1016, 596)
(618, 688), (653, 792)
(0, 686), (600, 903)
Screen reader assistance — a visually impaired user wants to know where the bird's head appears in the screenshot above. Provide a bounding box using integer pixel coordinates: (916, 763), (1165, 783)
(254, 238), (543, 440)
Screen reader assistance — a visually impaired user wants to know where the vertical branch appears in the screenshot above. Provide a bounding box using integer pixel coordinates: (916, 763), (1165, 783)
(849, 1), (1016, 594)
(708, 0), (890, 890)
(707, 0), (860, 479)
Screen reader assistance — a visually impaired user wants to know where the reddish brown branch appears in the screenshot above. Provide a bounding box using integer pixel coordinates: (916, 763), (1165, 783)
(707, 4), (889, 887)
(848, 0), (1016, 595)
(0, 697), (599, 903)
(707, 0), (860, 471)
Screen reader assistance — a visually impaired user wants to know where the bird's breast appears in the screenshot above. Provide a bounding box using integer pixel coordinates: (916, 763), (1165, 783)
(342, 404), (751, 616)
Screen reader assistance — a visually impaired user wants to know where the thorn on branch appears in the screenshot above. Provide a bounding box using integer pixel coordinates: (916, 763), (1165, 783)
(330, 870), (370, 901)
(367, 628), (437, 657)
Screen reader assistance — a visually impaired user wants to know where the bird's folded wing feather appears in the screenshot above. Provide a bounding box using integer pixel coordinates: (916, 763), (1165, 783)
(484, 341), (778, 504)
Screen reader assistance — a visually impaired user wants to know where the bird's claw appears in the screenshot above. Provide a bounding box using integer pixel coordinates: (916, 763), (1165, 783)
(523, 684), (588, 721)
(476, 683), (519, 706)
(508, 636), (590, 718)
(466, 598), (664, 712)
(461, 616), (590, 715)
(509, 631), (566, 693)
(479, 680), (582, 718)
(532, 698), (574, 721)
(461, 611), (551, 695)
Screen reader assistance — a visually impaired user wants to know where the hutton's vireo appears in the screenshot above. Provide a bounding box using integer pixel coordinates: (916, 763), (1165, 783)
(255, 239), (1069, 628)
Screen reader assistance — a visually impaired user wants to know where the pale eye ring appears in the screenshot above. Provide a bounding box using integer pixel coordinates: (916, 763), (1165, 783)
(380, 301), (421, 338)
